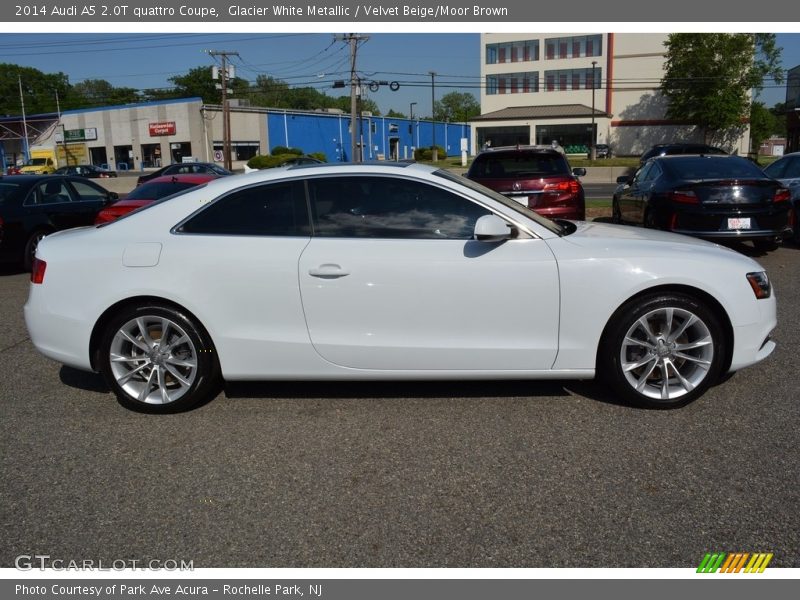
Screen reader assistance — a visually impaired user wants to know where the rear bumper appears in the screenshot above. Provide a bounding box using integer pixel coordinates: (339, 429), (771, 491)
(672, 227), (793, 241)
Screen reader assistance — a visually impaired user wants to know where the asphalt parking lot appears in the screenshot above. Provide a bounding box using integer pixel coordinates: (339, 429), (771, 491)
(1, 242), (798, 568)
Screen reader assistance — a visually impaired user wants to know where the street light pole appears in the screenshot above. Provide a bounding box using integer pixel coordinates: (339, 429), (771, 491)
(429, 71), (438, 162)
(409, 102), (416, 120)
(590, 60), (597, 161)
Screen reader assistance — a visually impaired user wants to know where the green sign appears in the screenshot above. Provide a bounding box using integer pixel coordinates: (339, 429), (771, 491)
(62, 128), (98, 142)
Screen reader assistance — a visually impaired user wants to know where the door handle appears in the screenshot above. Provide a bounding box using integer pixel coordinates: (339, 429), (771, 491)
(308, 264), (350, 278)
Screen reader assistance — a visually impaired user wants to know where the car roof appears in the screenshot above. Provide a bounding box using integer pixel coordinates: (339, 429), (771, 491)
(476, 145), (560, 155)
(144, 174), (220, 184)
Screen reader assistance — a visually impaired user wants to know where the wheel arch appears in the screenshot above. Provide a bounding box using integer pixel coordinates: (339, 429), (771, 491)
(89, 295), (218, 371)
(596, 283), (734, 374)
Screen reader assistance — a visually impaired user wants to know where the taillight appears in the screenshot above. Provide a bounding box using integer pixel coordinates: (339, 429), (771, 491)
(543, 179), (581, 194)
(670, 190), (700, 204)
(31, 258), (46, 284)
(789, 207), (797, 230)
(774, 188), (790, 203)
(669, 213), (678, 230)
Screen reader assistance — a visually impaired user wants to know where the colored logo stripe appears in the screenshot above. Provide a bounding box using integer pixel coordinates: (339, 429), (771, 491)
(697, 552), (773, 573)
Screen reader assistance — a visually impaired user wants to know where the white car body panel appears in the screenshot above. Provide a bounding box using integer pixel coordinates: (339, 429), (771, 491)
(24, 163), (776, 387)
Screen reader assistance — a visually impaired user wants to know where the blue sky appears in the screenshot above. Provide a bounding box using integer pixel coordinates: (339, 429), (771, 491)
(1, 32), (797, 114)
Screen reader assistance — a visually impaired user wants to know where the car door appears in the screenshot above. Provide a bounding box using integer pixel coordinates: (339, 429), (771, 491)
(65, 178), (111, 226)
(298, 174), (560, 371)
(618, 163), (650, 223)
(23, 177), (87, 230)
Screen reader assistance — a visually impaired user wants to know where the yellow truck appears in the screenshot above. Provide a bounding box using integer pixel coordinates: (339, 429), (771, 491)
(19, 148), (57, 175)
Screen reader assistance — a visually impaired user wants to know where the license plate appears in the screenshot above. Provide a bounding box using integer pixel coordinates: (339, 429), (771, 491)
(727, 217), (751, 230)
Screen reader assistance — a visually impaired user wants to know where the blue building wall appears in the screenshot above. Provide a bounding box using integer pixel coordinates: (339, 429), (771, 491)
(266, 111), (470, 161)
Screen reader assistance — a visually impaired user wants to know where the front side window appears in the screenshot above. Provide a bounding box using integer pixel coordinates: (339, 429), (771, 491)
(27, 180), (72, 205)
(179, 181), (310, 236)
(308, 176), (491, 239)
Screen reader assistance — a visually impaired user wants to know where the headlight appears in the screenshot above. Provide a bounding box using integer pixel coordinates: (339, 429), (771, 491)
(746, 271), (771, 299)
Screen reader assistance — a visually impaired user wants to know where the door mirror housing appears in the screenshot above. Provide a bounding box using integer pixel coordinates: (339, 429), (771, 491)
(616, 175), (632, 184)
(105, 192), (119, 204)
(474, 214), (515, 242)
(572, 167), (587, 177)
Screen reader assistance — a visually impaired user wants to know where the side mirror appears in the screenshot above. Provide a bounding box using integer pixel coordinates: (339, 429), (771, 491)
(616, 175), (632, 184)
(572, 167), (587, 177)
(474, 214), (515, 242)
(106, 192), (119, 203)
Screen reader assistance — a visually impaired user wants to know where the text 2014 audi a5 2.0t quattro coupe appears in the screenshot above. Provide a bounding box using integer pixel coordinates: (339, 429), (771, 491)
(24, 163), (777, 413)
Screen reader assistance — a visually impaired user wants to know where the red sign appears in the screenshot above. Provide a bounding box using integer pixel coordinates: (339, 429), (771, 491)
(149, 121), (176, 136)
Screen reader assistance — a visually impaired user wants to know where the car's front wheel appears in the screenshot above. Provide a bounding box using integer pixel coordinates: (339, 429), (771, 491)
(599, 293), (726, 408)
(99, 304), (221, 413)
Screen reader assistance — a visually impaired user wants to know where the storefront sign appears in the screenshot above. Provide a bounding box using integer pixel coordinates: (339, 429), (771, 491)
(149, 121), (177, 136)
(55, 128), (97, 143)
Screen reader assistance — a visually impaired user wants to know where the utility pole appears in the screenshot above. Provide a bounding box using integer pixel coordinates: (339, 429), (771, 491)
(429, 71), (437, 162)
(336, 34), (369, 162)
(590, 61), (597, 161)
(209, 50), (239, 171)
(18, 74), (30, 162)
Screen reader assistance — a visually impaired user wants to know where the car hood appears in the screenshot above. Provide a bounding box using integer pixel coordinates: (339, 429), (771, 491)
(561, 220), (742, 255)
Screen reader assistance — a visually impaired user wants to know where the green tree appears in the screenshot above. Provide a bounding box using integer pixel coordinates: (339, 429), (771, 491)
(67, 79), (139, 109)
(0, 63), (69, 115)
(433, 91), (480, 122)
(770, 101), (788, 137)
(154, 66), (249, 104)
(749, 101), (777, 154)
(385, 109), (407, 118)
(660, 34), (783, 143)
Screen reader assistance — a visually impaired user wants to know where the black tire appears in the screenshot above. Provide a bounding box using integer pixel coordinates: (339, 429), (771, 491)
(98, 304), (221, 413)
(752, 239), (779, 252)
(23, 229), (48, 271)
(598, 292), (726, 409)
(611, 198), (622, 224)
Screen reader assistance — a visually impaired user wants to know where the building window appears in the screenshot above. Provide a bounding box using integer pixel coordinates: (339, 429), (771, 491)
(543, 68), (602, 91)
(213, 141), (260, 161)
(486, 40), (539, 64)
(544, 35), (602, 59)
(486, 72), (539, 95)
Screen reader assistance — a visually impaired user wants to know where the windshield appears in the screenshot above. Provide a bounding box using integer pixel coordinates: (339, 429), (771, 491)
(660, 156), (766, 180)
(126, 181), (202, 201)
(98, 184), (208, 227)
(469, 151), (569, 179)
(433, 169), (564, 236)
(24, 158), (48, 166)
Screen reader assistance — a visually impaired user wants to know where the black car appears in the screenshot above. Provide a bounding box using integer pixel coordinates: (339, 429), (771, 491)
(640, 143), (727, 165)
(763, 152), (800, 244)
(53, 164), (118, 178)
(591, 144), (612, 159)
(136, 162), (232, 186)
(0, 175), (118, 269)
(612, 155), (792, 250)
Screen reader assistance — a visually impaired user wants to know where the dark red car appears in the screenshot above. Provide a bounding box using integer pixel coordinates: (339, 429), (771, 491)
(466, 146), (586, 220)
(95, 174), (218, 224)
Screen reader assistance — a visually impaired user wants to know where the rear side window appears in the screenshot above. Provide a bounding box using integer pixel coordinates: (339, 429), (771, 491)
(469, 151), (569, 179)
(179, 181), (310, 236)
(69, 180), (106, 202)
(308, 175), (491, 239)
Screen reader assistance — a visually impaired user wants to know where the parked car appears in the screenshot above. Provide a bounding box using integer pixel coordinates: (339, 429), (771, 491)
(6, 165), (22, 176)
(25, 163), (776, 413)
(592, 144), (612, 159)
(612, 155), (792, 250)
(53, 164), (118, 178)
(136, 162), (232, 186)
(640, 143), (727, 165)
(0, 175), (118, 269)
(95, 174), (218, 224)
(763, 151), (800, 243)
(465, 146), (586, 220)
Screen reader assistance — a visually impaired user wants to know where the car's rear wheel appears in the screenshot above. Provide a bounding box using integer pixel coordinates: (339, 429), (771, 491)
(599, 293), (726, 408)
(99, 304), (220, 413)
(23, 229), (49, 271)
